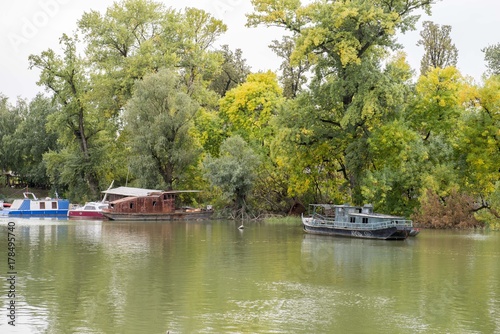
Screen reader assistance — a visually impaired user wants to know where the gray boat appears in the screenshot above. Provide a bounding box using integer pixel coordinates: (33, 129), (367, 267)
(302, 204), (413, 240)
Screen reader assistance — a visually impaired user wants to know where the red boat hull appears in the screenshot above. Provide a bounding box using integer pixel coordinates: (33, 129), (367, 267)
(68, 210), (106, 219)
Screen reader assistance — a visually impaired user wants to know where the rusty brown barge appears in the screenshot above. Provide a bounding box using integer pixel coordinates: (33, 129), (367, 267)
(101, 187), (213, 221)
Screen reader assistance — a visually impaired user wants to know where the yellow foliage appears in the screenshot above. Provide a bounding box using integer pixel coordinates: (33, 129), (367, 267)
(416, 66), (464, 111)
(219, 70), (283, 139)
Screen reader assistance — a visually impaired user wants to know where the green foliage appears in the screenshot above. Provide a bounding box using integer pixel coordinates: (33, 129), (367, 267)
(248, 0), (436, 206)
(78, 0), (178, 110)
(270, 95), (350, 204)
(474, 182), (500, 230)
(29, 34), (119, 200)
(410, 66), (464, 140)
(203, 135), (260, 215)
(3, 95), (57, 187)
(482, 43), (500, 76)
(78, 1), (226, 114)
(456, 76), (500, 221)
(249, 0), (435, 67)
(22, 0), (227, 200)
(177, 7), (227, 96)
(363, 120), (425, 215)
(0, 95), (21, 176)
(417, 21), (458, 76)
(193, 107), (226, 157)
(125, 68), (202, 190)
(269, 35), (311, 99)
(209, 45), (251, 97)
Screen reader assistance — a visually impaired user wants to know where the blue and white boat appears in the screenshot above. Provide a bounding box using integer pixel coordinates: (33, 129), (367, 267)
(5, 192), (70, 217)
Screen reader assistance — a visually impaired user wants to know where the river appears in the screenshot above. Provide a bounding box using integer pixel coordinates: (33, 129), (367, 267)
(1, 218), (499, 333)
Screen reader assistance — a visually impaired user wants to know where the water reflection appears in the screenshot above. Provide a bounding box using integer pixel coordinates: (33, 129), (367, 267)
(0, 219), (499, 333)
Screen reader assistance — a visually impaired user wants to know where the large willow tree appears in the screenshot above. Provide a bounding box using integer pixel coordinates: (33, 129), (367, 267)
(248, 0), (437, 206)
(125, 69), (201, 190)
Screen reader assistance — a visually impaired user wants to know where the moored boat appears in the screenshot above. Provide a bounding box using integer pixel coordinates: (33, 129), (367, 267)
(68, 201), (109, 219)
(5, 192), (70, 217)
(302, 204), (413, 240)
(101, 188), (213, 221)
(68, 181), (113, 219)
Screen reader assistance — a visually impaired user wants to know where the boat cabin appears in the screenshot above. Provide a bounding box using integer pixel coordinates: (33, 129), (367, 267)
(309, 203), (405, 224)
(334, 204), (375, 223)
(7, 192), (70, 216)
(82, 202), (109, 211)
(107, 191), (177, 214)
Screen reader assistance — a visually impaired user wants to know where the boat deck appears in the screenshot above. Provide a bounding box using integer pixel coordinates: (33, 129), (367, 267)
(306, 213), (413, 231)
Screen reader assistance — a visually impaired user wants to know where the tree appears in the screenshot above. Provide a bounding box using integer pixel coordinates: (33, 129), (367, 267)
(23, 1), (228, 199)
(364, 119), (426, 215)
(457, 75), (500, 230)
(78, 2), (226, 114)
(0, 95), (20, 182)
(124, 68), (201, 190)
(77, 0), (176, 112)
(3, 95), (58, 188)
(203, 135), (260, 217)
(409, 66), (464, 141)
(177, 7), (227, 96)
(269, 35), (311, 99)
(209, 45), (251, 97)
(458, 76), (500, 204)
(482, 43), (500, 76)
(248, 0), (437, 205)
(417, 21), (458, 76)
(402, 66), (467, 218)
(218, 71), (283, 147)
(29, 34), (116, 199)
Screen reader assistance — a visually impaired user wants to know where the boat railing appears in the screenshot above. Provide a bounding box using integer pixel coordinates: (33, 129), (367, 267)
(23, 192), (38, 200)
(310, 213), (412, 230)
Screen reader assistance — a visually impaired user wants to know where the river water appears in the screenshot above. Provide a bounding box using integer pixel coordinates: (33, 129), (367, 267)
(1, 218), (499, 334)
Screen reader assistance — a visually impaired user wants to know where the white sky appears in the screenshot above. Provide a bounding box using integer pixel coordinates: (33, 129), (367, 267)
(1, 0), (499, 102)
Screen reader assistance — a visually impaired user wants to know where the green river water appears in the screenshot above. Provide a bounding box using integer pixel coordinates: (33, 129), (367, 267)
(1, 218), (499, 333)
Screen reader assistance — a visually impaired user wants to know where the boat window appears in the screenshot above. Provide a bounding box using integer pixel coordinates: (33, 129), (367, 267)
(362, 217), (368, 224)
(129, 203), (134, 209)
(52, 202), (57, 209)
(152, 201), (157, 207)
(40, 202), (45, 209)
(350, 217), (355, 223)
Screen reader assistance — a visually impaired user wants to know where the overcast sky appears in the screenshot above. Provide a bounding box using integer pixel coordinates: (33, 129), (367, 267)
(1, 0), (499, 102)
